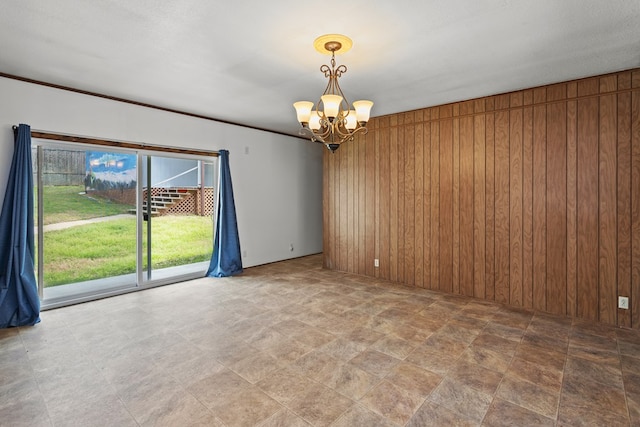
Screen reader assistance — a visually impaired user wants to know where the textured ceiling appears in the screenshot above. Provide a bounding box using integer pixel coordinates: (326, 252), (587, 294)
(1, 0), (639, 137)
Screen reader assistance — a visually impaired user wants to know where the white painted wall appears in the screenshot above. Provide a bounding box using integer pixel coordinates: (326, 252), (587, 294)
(0, 76), (323, 268)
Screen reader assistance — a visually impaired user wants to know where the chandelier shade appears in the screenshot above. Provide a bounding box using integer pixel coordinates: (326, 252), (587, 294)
(293, 34), (373, 152)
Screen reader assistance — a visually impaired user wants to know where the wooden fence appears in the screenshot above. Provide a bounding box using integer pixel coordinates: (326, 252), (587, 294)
(32, 148), (86, 186)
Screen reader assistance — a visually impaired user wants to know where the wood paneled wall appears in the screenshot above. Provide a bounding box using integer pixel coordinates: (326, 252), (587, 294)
(323, 68), (640, 328)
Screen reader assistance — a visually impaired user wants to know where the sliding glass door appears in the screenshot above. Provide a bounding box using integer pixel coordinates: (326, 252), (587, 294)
(32, 140), (216, 307)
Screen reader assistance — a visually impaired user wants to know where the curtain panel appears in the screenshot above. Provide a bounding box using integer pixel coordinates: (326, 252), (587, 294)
(206, 149), (243, 277)
(0, 124), (40, 328)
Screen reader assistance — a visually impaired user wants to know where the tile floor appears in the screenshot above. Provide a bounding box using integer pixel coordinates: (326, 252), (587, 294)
(1, 254), (639, 426)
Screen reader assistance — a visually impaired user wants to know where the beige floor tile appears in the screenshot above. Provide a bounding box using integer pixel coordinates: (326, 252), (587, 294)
(256, 367), (315, 405)
(370, 334), (416, 359)
(287, 383), (354, 427)
(229, 350), (282, 383)
(560, 369), (628, 416)
(360, 379), (425, 426)
(211, 385), (281, 427)
(483, 398), (555, 427)
(319, 336), (368, 361)
(384, 361), (442, 398)
(260, 408), (311, 427)
(289, 349), (340, 381)
(349, 349), (401, 377)
(505, 357), (563, 393)
(0, 377), (51, 427)
(448, 359), (504, 395)
(331, 404), (397, 427)
(428, 377), (493, 424)
(318, 362), (380, 400)
(406, 401), (477, 427)
(187, 369), (251, 409)
(457, 345), (512, 374)
(496, 375), (560, 419)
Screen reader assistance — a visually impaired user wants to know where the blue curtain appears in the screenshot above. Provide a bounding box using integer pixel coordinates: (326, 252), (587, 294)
(0, 124), (40, 328)
(206, 150), (243, 277)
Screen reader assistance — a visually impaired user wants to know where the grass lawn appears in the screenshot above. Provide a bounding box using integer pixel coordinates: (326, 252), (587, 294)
(43, 216), (213, 286)
(38, 185), (213, 286)
(37, 185), (132, 225)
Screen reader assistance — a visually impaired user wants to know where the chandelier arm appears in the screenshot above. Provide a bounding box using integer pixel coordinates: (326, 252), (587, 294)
(320, 64), (332, 79)
(334, 122), (368, 140)
(298, 126), (322, 142)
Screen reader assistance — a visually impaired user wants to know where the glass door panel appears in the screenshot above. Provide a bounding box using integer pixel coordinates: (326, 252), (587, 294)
(141, 154), (215, 284)
(36, 144), (138, 302)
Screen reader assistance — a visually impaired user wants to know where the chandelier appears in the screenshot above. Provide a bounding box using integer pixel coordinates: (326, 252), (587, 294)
(293, 34), (374, 152)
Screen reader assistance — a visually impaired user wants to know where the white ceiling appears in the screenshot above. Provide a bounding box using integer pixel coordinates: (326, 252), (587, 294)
(1, 0), (639, 138)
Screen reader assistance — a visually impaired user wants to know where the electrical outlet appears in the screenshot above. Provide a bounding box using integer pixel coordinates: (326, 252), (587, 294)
(618, 296), (629, 310)
(374, 259), (379, 267)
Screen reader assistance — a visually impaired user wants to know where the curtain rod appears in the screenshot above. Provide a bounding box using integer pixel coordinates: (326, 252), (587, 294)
(12, 126), (219, 158)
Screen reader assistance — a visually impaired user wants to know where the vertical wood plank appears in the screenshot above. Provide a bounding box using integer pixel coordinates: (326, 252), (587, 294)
(567, 100), (578, 317)
(440, 119), (454, 292)
(578, 78), (600, 97)
(431, 118), (440, 290)
(632, 90), (640, 328)
(522, 106), (534, 308)
(453, 117), (461, 294)
(600, 75), (617, 93)
(389, 126), (398, 282)
(415, 122), (425, 287)
(548, 84), (567, 102)
(354, 136), (361, 274)
(474, 114), (486, 299)
(365, 130), (376, 277)
(347, 137), (355, 273)
(358, 131), (367, 275)
(460, 116), (474, 296)
(374, 126), (381, 278)
(619, 72), (631, 90)
(496, 94), (510, 110)
(599, 94), (617, 324)
(331, 150), (338, 269)
(533, 104), (547, 312)
(397, 122), (406, 284)
(333, 148), (340, 270)
(511, 92), (524, 108)
(424, 121), (432, 289)
(405, 124), (416, 285)
(510, 108), (523, 306)
(485, 113), (496, 300)
(617, 92), (632, 328)
(547, 101), (568, 315)
(323, 150), (331, 268)
(378, 129), (389, 279)
(340, 146), (349, 271)
(494, 110), (510, 304)
(577, 97), (599, 320)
